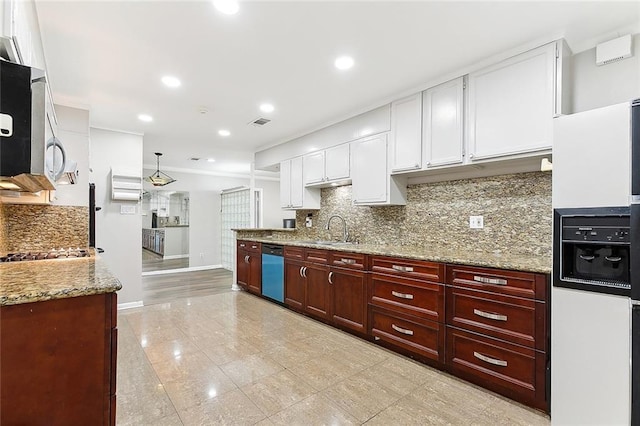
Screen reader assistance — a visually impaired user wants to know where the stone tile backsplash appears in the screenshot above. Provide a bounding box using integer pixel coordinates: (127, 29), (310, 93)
(2, 204), (89, 253)
(287, 172), (551, 257)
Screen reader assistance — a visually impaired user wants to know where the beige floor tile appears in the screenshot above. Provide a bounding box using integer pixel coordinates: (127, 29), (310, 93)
(151, 413), (185, 426)
(116, 385), (177, 426)
(287, 353), (363, 391)
(177, 388), (266, 426)
(153, 350), (231, 386)
(322, 371), (404, 422)
(477, 397), (550, 426)
(219, 353), (285, 387)
(241, 370), (316, 416)
(144, 338), (202, 365)
(163, 374), (238, 411)
(117, 353), (162, 396)
(268, 394), (359, 426)
(200, 338), (262, 365)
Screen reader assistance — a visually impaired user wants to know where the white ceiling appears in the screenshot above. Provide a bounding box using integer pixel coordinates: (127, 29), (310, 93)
(35, 1), (640, 174)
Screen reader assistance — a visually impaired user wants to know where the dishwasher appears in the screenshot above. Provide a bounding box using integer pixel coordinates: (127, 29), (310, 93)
(261, 244), (284, 303)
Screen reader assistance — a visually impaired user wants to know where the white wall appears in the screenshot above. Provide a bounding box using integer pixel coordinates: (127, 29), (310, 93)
(91, 128), (143, 305)
(572, 33), (640, 113)
(51, 105), (89, 207)
(141, 169), (284, 266)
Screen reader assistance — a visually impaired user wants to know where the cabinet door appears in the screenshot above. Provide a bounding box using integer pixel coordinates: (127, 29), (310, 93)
(236, 249), (250, 290)
(467, 43), (555, 160)
(324, 144), (350, 181)
(279, 160), (292, 208)
(247, 252), (262, 295)
(303, 151), (325, 185)
(284, 260), (305, 311)
(390, 93), (422, 172)
(423, 77), (464, 167)
(289, 157), (304, 208)
(330, 267), (367, 334)
(351, 134), (388, 204)
(304, 263), (330, 320)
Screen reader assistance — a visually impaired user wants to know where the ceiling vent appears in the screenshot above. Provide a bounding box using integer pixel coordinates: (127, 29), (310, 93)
(251, 117), (271, 126)
(596, 34), (633, 66)
(189, 157), (201, 161)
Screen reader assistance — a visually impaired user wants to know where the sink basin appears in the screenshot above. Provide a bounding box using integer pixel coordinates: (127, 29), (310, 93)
(298, 240), (358, 246)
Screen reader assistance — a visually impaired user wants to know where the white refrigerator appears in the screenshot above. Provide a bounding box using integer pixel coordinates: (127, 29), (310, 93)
(551, 101), (634, 425)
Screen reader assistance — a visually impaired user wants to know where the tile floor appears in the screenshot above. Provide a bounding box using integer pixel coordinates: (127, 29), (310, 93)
(117, 290), (550, 425)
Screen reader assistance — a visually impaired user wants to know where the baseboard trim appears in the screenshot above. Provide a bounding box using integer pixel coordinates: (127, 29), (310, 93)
(142, 264), (225, 276)
(162, 254), (189, 260)
(118, 300), (144, 310)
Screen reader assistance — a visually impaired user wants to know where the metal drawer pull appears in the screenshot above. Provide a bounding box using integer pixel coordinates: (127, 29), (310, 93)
(303, 267), (307, 278)
(340, 258), (356, 264)
(328, 271), (334, 284)
(299, 266), (304, 278)
(391, 324), (414, 336)
(473, 275), (507, 285)
(392, 265), (414, 273)
(245, 255), (250, 263)
(473, 351), (508, 367)
(605, 256), (622, 262)
(251, 245), (257, 249)
(391, 291), (414, 300)
(473, 309), (507, 322)
(579, 255), (595, 261)
(240, 243), (245, 248)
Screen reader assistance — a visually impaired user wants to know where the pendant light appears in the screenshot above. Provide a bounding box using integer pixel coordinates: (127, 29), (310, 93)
(145, 152), (176, 186)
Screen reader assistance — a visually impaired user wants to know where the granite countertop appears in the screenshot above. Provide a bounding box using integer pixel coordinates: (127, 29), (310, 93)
(1, 257), (122, 306)
(238, 238), (551, 274)
(232, 228), (297, 232)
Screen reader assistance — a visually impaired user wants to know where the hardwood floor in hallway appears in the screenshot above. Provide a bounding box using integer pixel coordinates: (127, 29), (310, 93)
(142, 248), (189, 272)
(142, 268), (234, 305)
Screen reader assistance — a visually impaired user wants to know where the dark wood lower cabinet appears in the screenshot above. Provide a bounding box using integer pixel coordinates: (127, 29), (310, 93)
(0, 293), (118, 425)
(304, 263), (330, 320)
(330, 267), (367, 334)
(446, 326), (547, 411)
(371, 306), (444, 364)
(284, 259), (305, 311)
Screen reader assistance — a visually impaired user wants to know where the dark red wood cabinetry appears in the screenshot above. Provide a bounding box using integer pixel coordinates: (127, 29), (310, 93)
(236, 240), (262, 295)
(0, 293), (118, 425)
(283, 247), (368, 334)
(445, 264), (549, 411)
(238, 240), (550, 413)
(369, 256), (445, 365)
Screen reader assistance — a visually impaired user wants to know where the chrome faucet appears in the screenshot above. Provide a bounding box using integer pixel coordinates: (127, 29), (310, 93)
(325, 215), (349, 242)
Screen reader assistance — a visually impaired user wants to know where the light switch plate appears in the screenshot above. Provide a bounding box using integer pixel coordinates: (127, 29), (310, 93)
(121, 205), (136, 215)
(469, 215), (484, 229)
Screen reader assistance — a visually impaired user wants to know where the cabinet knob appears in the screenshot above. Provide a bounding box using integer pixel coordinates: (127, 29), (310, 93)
(469, 153), (474, 159)
(426, 161), (431, 166)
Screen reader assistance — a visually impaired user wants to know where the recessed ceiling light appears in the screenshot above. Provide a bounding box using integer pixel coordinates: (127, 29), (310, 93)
(259, 103), (275, 113)
(213, 0), (239, 15)
(207, 158), (216, 163)
(334, 56), (354, 70)
(218, 129), (231, 137)
(161, 76), (181, 88)
(138, 114), (153, 122)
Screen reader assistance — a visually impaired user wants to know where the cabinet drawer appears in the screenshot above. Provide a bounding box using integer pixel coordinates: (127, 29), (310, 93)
(237, 240), (261, 253)
(446, 286), (545, 350)
(329, 251), (368, 270)
(446, 326), (546, 410)
(371, 307), (444, 364)
(305, 248), (329, 264)
(372, 256), (444, 282)
(284, 246), (304, 260)
(370, 273), (444, 323)
(446, 265), (547, 300)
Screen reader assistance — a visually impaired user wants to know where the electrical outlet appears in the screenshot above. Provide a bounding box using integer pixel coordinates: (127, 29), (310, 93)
(469, 215), (484, 229)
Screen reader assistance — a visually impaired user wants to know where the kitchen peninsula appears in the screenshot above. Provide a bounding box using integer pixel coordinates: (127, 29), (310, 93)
(0, 256), (122, 425)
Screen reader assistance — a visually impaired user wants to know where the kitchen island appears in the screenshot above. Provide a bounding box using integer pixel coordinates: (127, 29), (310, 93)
(0, 256), (121, 425)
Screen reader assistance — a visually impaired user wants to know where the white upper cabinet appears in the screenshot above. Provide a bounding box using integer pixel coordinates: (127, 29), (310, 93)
(422, 77), (465, 168)
(351, 133), (406, 206)
(303, 143), (350, 186)
(280, 157), (320, 210)
(467, 42), (556, 161)
(303, 151), (325, 185)
(390, 93), (423, 173)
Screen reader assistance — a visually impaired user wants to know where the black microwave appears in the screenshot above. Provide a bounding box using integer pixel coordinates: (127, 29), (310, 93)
(553, 207), (630, 296)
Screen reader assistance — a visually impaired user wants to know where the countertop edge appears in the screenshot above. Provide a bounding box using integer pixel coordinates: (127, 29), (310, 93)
(236, 237), (551, 274)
